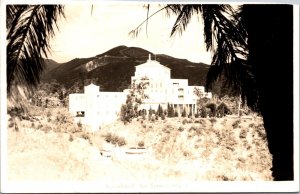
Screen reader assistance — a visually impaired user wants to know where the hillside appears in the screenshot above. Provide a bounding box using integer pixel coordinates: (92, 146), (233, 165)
(7, 105), (272, 184)
(42, 46), (210, 92)
(43, 59), (60, 73)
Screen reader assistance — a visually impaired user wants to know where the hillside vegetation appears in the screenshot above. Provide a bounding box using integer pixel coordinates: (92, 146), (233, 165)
(7, 102), (272, 182)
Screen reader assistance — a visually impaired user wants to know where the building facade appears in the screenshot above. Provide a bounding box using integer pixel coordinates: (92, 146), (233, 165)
(131, 55), (212, 115)
(69, 54), (211, 130)
(69, 84), (126, 131)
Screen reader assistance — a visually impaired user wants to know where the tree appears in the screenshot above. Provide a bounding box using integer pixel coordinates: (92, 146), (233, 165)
(6, 5), (65, 97)
(167, 103), (175, 117)
(122, 76), (150, 123)
(156, 104), (163, 117)
(181, 107), (187, 117)
(131, 4), (293, 180)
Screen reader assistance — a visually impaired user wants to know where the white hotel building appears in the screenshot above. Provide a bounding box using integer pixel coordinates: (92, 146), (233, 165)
(69, 55), (211, 130)
(130, 55), (212, 114)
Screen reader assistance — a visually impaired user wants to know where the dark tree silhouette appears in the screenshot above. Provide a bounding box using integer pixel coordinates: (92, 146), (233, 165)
(6, 5), (64, 95)
(240, 5), (293, 180)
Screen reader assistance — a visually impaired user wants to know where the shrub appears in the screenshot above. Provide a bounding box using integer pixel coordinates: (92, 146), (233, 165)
(105, 133), (112, 143)
(138, 140), (145, 147)
(120, 104), (135, 123)
(217, 102), (232, 117)
(248, 123), (255, 128)
(77, 121), (82, 128)
(81, 133), (90, 140)
(182, 118), (188, 125)
(232, 119), (241, 129)
(178, 126), (184, 132)
(105, 133), (126, 147)
(161, 114), (166, 120)
(117, 137), (126, 147)
(8, 122), (14, 128)
(210, 118), (217, 124)
(37, 123), (43, 129)
(199, 107), (207, 118)
(151, 116), (156, 122)
(47, 111), (52, 118)
(206, 103), (217, 117)
(239, 129), (247, 139)
(174, 111), (178, 117)
(69, 135), (74, 142)
(189, 125), (197, 132)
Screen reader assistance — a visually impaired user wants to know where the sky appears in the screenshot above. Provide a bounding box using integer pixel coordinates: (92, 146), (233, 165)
(49, 3), (212, 64)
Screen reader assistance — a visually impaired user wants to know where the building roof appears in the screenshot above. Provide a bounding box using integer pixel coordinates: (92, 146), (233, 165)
(135, 54), (170, 71)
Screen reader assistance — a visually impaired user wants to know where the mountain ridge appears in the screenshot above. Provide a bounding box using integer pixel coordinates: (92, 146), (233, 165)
(42, 45), (212, 93)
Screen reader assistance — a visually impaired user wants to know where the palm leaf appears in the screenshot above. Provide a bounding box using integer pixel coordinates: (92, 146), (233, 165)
(6, 5), (64, 95)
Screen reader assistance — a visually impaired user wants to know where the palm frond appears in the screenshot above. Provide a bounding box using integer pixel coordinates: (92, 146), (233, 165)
(129, 5), (170, 38)
(7, 5), (65, 95)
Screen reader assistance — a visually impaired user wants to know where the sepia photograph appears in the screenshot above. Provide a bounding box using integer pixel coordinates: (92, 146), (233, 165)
(1, 1), (299, 193)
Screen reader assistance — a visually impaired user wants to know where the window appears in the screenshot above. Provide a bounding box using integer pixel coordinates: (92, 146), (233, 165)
(76, 111), (85, 117)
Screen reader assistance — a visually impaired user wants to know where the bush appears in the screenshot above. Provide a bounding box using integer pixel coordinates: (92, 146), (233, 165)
(182, 118), (188, 125)
(206, 103), (217, 117)
(8, 122), (14, 128)
(178, 126), (184, 132)
(239, 129), (247, 139)
(105, 133), (112, 143)
(217, 102), (232, 117)
(174, 111), (178, 117)
(189, 125), (198, 132)
(199, 107), (207, 118)
(104, 133), (126, 147)
(117, 137), (126, 147)
(69, 135), (74, 142)
(120, 104), (135, 123)
(210, 118), (217, 124)
(138, 140), (145, 147)
(232, 119), (241, 129)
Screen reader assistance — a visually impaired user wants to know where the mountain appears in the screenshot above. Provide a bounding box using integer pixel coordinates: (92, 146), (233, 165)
(43, 59), (60, 73)
(42, 46), (212, 92)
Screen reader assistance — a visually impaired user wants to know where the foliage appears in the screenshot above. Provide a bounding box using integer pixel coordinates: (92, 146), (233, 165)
(104, 132), (127, 147)
(216, 102), (232, 117)
(7, 5), (65, 96)
(167, 103), (175, 117)
(121, 76), (149, 123)
(181, 107), (187, 117)
(156, 104), (163, 117)
(205, 103), (217, 117)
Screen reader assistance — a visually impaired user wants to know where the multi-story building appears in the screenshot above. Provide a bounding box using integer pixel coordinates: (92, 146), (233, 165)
(69, 54), (211, 130)
(130, 54), (212, 115)
(69, 84), (126, 131)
